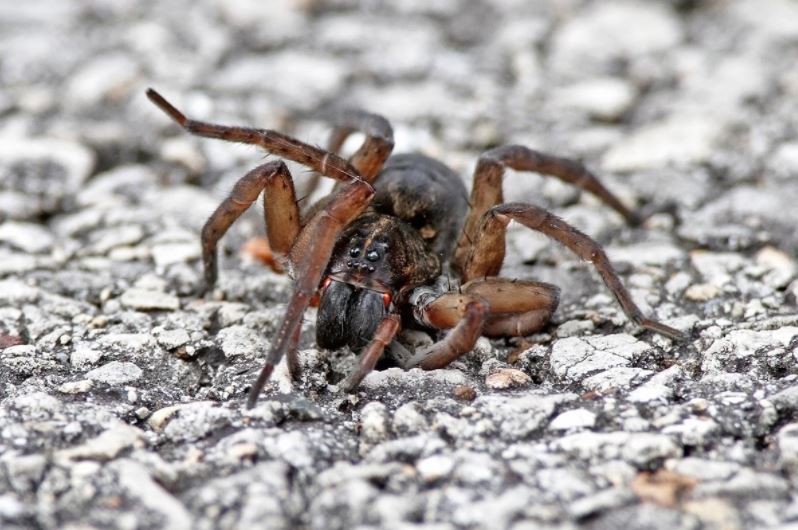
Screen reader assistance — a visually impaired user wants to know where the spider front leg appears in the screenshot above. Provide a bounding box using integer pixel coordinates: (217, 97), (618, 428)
(454, 145), (642, 272)
(201, 161), (299, 290)
(147, 89), (362, 184)
(247, 180), (375, 408)
(398, 279), (559, 371)
(463, 203), (685, 340)
(339, 314), (401, 392)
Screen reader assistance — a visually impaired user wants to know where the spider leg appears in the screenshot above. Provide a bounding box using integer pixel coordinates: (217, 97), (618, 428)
(462, 203), (685, 340)
(403, 298), (488, 370)
(201, 161), (299, 290)
(324, 109), (394, 181)
(247, 180), (375, 408)
(462, 278), (560, 337)
(147, 89), (362, 184)
(455, 145), (641, 271)
(339, 314), (401, 392)
(404, 279), (557, 370)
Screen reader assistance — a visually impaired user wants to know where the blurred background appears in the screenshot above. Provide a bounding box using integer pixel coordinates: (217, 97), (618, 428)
(3, 0), (797, 238)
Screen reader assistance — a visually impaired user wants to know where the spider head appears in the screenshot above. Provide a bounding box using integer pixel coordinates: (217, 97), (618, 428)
(315, 213), (440, 351)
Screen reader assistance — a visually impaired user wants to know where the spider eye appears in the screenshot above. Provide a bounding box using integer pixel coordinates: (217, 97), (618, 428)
(349, 247), (361, 258)
(365, 249), (380, 262)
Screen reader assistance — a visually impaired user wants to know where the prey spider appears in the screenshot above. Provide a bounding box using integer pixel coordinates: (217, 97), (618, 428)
(146, 89), (685, 408)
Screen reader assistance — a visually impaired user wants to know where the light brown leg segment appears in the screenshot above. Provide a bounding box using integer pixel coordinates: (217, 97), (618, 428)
(405, 300), (488, 370)
(339, 314), (401, 392)
(454, 145), (641, 272)
(201, 161), (299, 290)
(463, 203), (685, 340)
(463, 279), (560, 337)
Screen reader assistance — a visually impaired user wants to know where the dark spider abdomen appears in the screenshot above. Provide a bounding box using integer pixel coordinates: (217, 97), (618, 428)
(371, 153), (469, 265)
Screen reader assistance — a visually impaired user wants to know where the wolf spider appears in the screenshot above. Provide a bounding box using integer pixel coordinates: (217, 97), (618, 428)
(146, 89), (684, 408)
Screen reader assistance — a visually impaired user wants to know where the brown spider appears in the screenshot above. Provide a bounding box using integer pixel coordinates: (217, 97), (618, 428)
(146, 89), (685, 408)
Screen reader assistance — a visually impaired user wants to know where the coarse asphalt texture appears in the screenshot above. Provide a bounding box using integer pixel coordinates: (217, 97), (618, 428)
(2, 1), (798, 529)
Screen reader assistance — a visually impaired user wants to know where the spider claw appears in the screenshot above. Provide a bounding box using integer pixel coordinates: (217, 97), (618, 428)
(638, 318), (688, 341)
(246, 362), (275, 409)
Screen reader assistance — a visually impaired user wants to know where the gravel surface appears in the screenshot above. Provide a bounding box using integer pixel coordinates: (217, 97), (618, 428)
(2, 1), (798, 529)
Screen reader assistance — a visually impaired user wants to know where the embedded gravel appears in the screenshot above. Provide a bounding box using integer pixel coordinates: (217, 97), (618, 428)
(2, 1), (798, 529)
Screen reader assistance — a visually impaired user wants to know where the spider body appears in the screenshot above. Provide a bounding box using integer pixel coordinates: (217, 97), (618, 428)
(146, 89), (685, 408)
(317, 153), (467, 351)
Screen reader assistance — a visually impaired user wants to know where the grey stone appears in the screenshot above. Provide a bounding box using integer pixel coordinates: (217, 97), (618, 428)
(603, 113), (723, 172)
(0, 221), (55, 253)
(550, 334), (654, 383)
(55, 423), (145, 462)
(155, 328), (190, 350)
(473, 393), (576, 441)
(161, 402), (232, 443)
(216, 325), (267, 359)
(213, 52), (347, 107)
(85, 361), (143, 385)
(69, 342), (103, 369)
(0, 137), (94, 219)
(551, 2), (682, 76)
(582, 367), (654, 392)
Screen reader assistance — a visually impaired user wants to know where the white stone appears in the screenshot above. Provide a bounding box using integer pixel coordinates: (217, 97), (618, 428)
(120, 288), (180, 311)
(65, 53), (140, 107)
(554, 77), (637, 121)
(148, 401), (218, 431)
(360, 402), (390, 445)
(416, 455), (454, 482)
(549, 408), (597, 431)
(150, 241), (201, 267)
(58, 379), (94, 394)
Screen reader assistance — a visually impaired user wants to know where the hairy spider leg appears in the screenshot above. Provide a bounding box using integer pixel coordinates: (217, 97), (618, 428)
(200, 161), (300, 290)
(454, 145), (642, 272)
(339, 314), (401, 392)
(145, 89), (376, 406)
(463, 203), (685, 340)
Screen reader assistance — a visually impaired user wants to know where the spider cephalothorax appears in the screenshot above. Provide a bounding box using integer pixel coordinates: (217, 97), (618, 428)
(146, 88), (686, 408)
